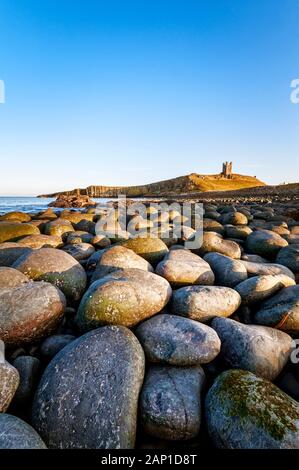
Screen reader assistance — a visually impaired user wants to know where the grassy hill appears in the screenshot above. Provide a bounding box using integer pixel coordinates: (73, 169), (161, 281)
(39, 172), (266, 198)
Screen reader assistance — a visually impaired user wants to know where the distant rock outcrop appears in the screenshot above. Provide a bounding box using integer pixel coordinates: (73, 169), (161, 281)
(49, 194), (96, 208)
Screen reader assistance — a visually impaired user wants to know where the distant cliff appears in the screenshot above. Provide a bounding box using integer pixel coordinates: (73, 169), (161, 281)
(38, 172), (266, 198)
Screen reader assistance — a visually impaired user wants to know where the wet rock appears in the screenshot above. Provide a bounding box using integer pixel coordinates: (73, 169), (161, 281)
(32, 326), (145, 449)
(212, 317), (292, 380)
(0, 414), (47, 449)
(140, 365), (205, 440)
(156, 249), (214, 287)
(135, 313), (220, 365)
(205, 369), (299, 448)
(204, 252), (247, 287)
(171, 286), (241, 322)
(13, 247), (87, 302)
(76, 268), (171, 330)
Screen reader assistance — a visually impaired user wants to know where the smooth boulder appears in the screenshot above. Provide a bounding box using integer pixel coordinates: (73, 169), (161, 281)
(120, 237), (169, 265)
(0, 281), (66, 346)
(135, 313), (220, 365)
(32, 326), (145, 449)
(156, 249), (215, 287)
(171, 286), (241, 322)
(91, 245), (153, 283)
(13, 247), (87, 302)
(0, 267), (28, 288)
(245, 229), (288, 259)
(0, 222), (39, 243)
(204, 252), (247, 287)
(254, 285), (299, 333)
(235, 274), (295, 305)
(212, 317), (292, 380)
(76, 268), (171, 329)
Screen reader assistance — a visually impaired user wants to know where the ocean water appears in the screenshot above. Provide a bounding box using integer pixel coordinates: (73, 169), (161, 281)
(0, 197), (112, 215)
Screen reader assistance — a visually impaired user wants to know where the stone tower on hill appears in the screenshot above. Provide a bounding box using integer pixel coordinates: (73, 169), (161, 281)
(222, 161), (233, 178)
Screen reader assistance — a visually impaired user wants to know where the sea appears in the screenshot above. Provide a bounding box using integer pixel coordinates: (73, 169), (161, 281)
(0, 197), (112, 215)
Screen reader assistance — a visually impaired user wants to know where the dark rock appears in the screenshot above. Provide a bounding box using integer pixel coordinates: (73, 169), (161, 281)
(140, 365), (205, 440)
(39, 334), (76, 360)
(32, 326), (145, 449)
(12, 356), (41, 405)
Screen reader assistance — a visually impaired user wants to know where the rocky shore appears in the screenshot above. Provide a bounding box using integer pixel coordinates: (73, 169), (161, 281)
(0, 198), (298, 449)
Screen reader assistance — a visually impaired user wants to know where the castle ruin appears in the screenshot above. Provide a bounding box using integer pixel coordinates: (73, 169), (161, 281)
(222, 161), (233, 178)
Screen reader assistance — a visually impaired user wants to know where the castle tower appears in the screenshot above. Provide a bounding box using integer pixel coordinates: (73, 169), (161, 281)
(222, 161), (233, 178)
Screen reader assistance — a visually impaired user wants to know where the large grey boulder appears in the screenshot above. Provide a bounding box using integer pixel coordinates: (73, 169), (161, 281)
(245, 229), (288, 259)
(156, 249), (215, 287)
(204, 252), (247, 287)
(211, 317), (292, 380)
(135, 313), (220, 365)
(254, 285), (299, 333)
(32, 326), (145, 449)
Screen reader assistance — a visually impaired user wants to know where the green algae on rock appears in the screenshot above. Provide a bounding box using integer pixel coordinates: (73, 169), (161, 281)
(205, 369), (299, 448)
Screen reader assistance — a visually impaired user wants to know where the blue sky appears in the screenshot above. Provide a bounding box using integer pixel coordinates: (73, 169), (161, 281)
(0, 0), (298, 195)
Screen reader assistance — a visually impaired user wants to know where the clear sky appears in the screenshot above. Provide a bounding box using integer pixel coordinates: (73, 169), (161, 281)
(0, 0), (298, 196)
